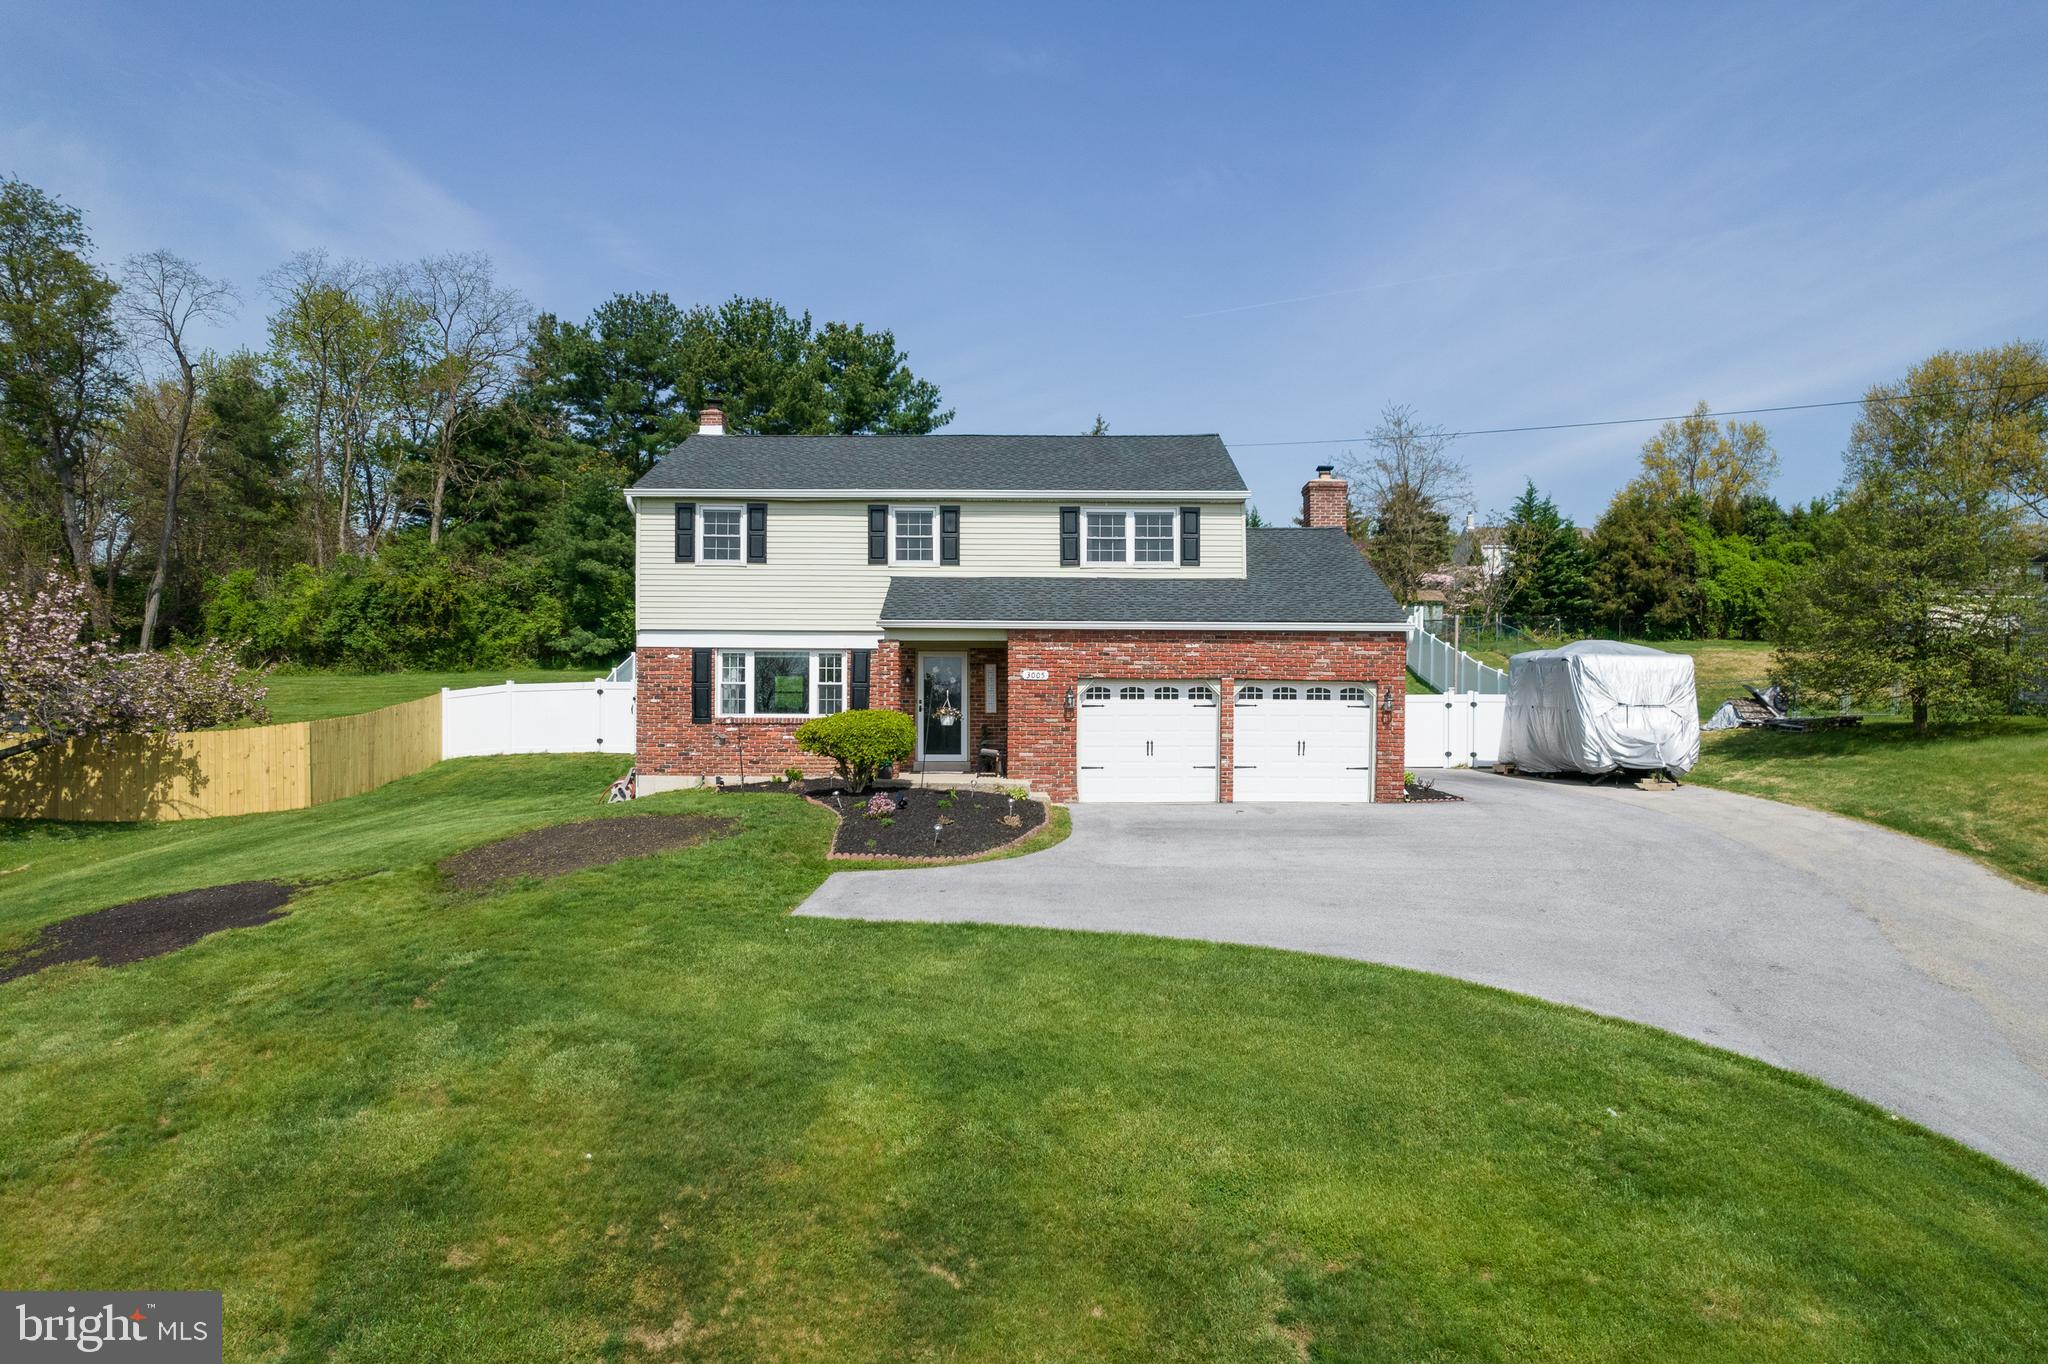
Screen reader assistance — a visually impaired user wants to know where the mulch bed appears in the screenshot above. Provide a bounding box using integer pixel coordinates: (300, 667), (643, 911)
(439, 814), (736, 890)
(0, 880), (294, 984)
(1403, 780), (1466, 803)
(828, 785), (1046, 859)
(713, 778), (1048, 859)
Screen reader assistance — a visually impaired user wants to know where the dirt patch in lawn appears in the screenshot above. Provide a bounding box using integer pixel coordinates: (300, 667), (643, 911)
(439, 814), (736, 890)
(0, 881), (294, 984)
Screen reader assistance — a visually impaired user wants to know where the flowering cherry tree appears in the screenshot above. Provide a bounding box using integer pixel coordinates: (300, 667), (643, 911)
(0, 569), (267, 762)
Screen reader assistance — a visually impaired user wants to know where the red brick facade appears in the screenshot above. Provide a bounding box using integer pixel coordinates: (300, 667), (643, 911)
(639, 631), (1406, 802)
(1004, 629), (1408, 802)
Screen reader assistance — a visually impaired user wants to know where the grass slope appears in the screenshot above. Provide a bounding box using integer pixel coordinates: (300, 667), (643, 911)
(1460, 632), (1775, 718)
(2, 758), (2045, 1361)
(1693, 715), (2048, 889)
(251, 669), (601, 724)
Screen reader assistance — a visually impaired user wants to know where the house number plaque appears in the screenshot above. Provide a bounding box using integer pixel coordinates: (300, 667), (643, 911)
(1018, 668), (1050, 681)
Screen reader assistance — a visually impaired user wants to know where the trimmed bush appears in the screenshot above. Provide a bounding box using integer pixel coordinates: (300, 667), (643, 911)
(795, 709), (915, 792)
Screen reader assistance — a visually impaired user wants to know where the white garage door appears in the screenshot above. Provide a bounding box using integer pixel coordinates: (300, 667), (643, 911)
(1233, 682), (1376, 802)
(1076, 680), (1220, 802)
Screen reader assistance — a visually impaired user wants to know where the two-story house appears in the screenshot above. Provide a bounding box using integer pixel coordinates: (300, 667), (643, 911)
(628, 406), (1410, 802)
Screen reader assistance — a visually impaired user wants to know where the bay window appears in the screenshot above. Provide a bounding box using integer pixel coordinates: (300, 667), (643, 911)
(714, 650), (850, 717)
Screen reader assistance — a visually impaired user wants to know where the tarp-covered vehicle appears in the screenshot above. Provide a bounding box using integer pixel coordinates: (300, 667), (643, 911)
(1498, 641), (1700, 776)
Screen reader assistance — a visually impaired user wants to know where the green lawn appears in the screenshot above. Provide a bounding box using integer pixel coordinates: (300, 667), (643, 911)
(3, 759), (2046, 1361)
(252, 669), (602, 724)
(1692, 715), (2048, 889)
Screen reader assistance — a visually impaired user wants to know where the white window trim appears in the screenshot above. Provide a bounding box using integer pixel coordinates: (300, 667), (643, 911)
(713, 648), (851, 719)
(697, 503), (746, 565)
(1082, 506), (1178, 567)
(889, 504), (940, 566)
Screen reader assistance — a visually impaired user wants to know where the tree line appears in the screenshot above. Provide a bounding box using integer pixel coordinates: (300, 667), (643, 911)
(1345, 349), (2048, 727)
(0, 176), (951, 671)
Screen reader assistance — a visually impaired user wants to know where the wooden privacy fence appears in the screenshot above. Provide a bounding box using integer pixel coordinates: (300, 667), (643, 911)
(0, 695), (442, 823)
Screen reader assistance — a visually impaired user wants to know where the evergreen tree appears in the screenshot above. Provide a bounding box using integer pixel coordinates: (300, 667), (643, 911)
(1499, 481), (1593, 627)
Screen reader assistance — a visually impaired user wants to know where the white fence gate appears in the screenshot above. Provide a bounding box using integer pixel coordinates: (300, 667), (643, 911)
(441, 679), (636, 759)
(1403, 693), (1507, 769)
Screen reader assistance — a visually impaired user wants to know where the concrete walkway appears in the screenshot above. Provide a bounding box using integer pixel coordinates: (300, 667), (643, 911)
(798, 772), (2048, 1183)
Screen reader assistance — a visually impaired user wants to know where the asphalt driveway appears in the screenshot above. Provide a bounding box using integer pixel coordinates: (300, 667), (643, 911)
(799, 771), (2048, 1182)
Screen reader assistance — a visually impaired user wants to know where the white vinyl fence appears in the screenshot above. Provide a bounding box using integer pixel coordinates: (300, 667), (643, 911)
(1404, 693), (1507, 769)
(441, 679), (636, 759)
(437, 673), (1501, 774)
(1406, 606), (1508, 695)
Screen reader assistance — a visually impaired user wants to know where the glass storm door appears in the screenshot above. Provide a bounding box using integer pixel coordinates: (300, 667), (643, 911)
(919, 654), (967, 759)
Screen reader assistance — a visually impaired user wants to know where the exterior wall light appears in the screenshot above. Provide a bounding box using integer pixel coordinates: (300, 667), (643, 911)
(1379, 687), (1398, 720)
(1064, 686), (1076, 713)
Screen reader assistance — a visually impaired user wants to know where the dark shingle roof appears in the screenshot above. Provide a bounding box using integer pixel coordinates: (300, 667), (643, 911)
(879, 528), (1405, 627)
(630, 434), (1247, 495)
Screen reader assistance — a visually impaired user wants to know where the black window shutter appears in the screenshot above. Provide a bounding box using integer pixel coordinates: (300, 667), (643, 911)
(849, 649), (872, 709)
(940, 505), (960, 565)
(746, 503), (767, 563)
(674, 502), (695, 562)
(867, 505), (888, 564)
(1180, 506), (1201, 565)
(1059, 506), (1080, 566)
(690, 648), (712, 723)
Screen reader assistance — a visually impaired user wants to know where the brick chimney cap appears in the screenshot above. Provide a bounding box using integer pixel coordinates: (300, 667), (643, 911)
(1315, 464), (1335, 477)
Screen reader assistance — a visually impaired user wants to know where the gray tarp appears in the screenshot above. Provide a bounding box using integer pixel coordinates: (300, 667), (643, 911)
(1498, 640), (1701, 775)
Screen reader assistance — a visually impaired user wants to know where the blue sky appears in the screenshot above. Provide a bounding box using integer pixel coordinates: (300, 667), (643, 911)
(6, 1), (2045, 523)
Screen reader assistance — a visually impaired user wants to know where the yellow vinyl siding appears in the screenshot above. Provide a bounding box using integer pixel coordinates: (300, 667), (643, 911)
(636, 499), (1247, 631)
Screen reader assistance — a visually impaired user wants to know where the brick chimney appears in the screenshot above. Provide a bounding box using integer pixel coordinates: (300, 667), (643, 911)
(696, 403), (725, 436)
(1301, 465), (1349, 529)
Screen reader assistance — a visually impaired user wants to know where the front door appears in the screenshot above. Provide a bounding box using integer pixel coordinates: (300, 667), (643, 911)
(918, 653), (967, 760)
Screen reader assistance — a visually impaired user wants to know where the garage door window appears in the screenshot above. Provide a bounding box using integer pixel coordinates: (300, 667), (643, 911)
(1154, 685), (1181, 700)
(1082, 684), (1111, 701)
(1236, 684), (1263, 700)
(1271, 685), (1299, 700)
(1306, 686), (1333, 700)
(1340, 686), (1368, 702)
(1118, 685), (1145, 700)
(1188, 685), (1214, 702)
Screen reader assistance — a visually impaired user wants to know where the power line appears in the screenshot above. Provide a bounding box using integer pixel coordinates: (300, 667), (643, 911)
(1230, 381), (2047, 448)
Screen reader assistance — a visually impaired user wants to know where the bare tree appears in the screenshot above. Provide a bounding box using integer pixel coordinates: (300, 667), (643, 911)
(409, 253), (531, 543)
(1335, 403), (1472, 599)
(263, 252), (415, 563)
(120, 251), (235, 648)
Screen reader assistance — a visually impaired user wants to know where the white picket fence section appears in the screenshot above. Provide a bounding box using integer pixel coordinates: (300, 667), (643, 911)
(1405, 605), (1509, 695)
(441, 679), (636, 759)
(1403, 693), (1507, 769)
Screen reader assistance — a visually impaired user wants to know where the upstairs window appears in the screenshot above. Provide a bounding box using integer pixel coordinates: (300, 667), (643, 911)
(891, 506), (936, 563)
(1084, 508), (1177, 565)
(1134, 512), (1176, 562)
(1085, 512), (1127, 563)
(700, 506), (743, 562)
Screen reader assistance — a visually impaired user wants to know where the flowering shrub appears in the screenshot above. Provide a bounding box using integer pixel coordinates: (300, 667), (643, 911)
(0, 569), (268, 762)
(864, 792), (899, 819)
